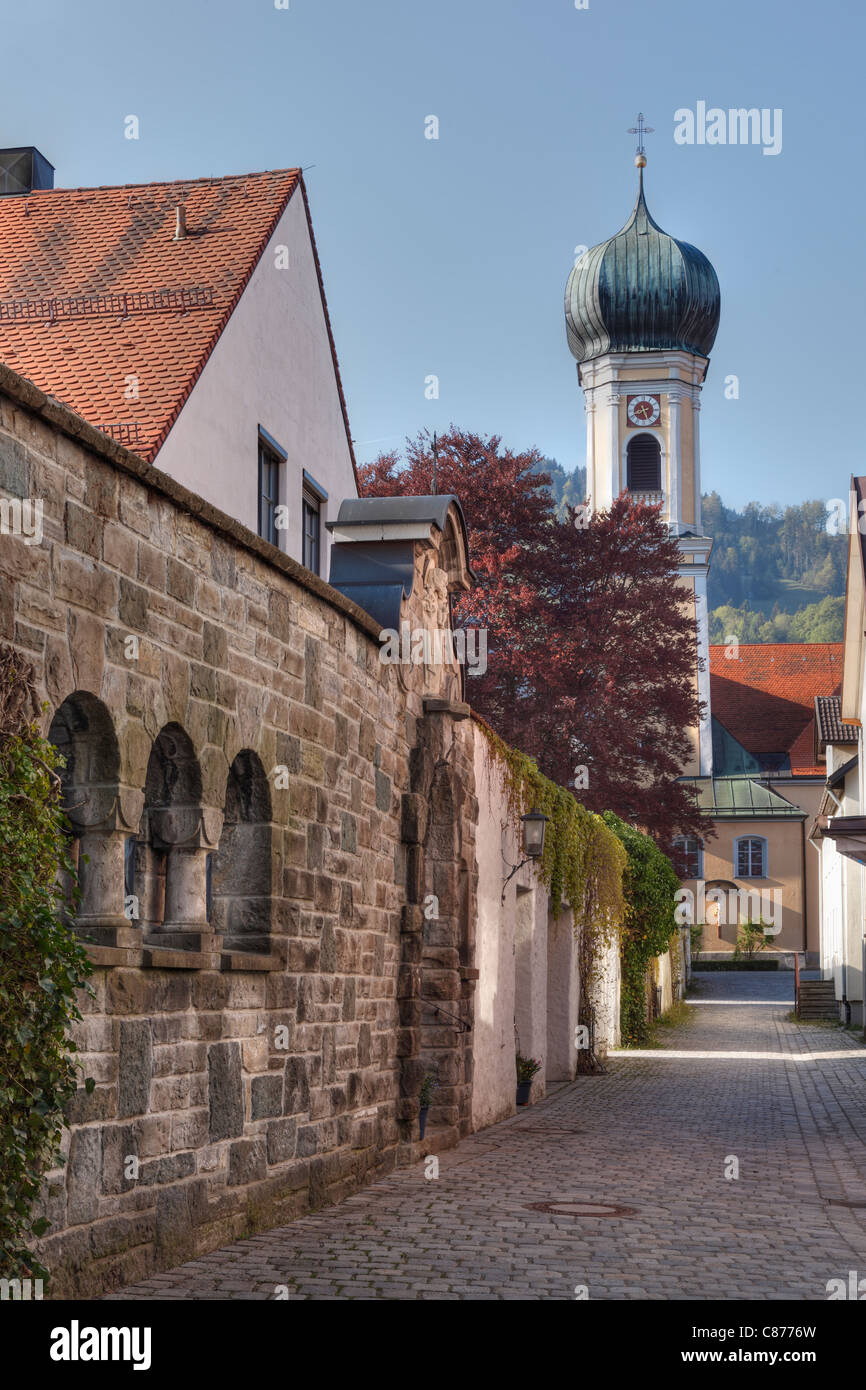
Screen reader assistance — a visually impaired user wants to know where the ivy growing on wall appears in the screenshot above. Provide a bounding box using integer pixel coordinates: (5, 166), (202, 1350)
(477, 720), (627, 1068)
(478, 720), (626, 923)
(601, 811), (681, 1047)
(0, 646), (93, 1281)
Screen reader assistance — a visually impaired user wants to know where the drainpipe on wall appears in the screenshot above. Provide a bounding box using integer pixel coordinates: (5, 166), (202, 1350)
(806, 826), (822, 989)
(800, 818), (808, 960)
(822, 785), (845, 1002)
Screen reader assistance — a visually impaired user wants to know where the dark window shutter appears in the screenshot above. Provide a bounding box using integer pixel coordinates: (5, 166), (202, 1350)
(627, 434), (661, 491)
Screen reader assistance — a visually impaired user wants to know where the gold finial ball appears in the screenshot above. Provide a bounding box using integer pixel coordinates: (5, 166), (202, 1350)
(635, 153), (647, 168)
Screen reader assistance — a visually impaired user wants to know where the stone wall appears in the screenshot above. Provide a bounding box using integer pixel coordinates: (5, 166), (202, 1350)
(0, 366), (478, 1298)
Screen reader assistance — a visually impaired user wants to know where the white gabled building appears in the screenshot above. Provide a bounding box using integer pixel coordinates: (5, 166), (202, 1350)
(0, 149), (358, 578)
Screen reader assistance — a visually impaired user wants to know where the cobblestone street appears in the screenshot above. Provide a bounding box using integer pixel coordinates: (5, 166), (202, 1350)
(106, 973), (866, 1301)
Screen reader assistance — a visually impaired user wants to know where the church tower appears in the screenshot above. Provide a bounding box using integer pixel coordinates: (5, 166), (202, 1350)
(564, 127), (720, 776)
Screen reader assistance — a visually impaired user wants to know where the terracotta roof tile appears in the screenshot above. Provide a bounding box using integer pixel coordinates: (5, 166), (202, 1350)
(815, 694), (859, 750)
(709, 642), (842, 778)
(0, 169), (355, 469)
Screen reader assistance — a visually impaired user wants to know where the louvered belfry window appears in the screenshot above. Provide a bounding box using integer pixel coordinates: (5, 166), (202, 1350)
(626, 433), (661, 492)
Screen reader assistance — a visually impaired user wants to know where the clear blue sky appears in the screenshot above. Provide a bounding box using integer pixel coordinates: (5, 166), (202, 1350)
(2, 0), (863, 509)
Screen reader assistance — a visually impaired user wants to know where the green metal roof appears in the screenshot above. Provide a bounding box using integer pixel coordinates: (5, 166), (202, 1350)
(679, 775), (804, 819)
(565, 170), (721, 364)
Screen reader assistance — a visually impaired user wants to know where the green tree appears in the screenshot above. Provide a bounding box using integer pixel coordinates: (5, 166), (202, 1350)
(0, 646), (93, 1280)
(708, 595), (844, 645)
(788, 595), (845, 643)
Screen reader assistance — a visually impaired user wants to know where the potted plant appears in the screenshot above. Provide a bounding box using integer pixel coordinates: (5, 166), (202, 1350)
(515, 1053), (541, 1106)
(418, 1073), (437, 1138)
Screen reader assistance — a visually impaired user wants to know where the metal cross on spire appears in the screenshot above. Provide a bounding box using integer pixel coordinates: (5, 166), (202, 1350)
(628, 112), (654, 158)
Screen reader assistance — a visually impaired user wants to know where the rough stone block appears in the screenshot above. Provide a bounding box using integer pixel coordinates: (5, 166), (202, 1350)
(100, 1123), (138, 1195)
(304, 634), (323, 709)
(375, 769), (391, 812)
(67, 1127), (102, 1225)
(341, 977), (356, 1021)
(208, 1041), (244, 1140)
(266, 1117), (298, 1164)
(166, 556), (195, 604)
(118, 576), (149, 630)
(65, 1084), (116, 1126)
(320, 920), (337, 974)
(54, 551), (117, 616)
(251, 1072), (284, 1120)
(401, 793), (428, 844)
(202, 619), (228, 667)
(227, 1137), (267, 1186)
(0, 431), (28, 494)
(283, 1055), (310, 1115)
(65, 499), (101, 558)
(118, 1018), (153, 1118)
(296, 1124), (319, 1157)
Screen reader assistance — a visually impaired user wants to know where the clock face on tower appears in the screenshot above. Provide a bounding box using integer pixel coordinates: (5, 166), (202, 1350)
(627, 394), (661, 427)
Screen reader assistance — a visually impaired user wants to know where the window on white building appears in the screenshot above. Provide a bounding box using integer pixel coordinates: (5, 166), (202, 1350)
(258, 436), (282, 547)
(302, 491), (321, 574)
(301, 471), (328, 576)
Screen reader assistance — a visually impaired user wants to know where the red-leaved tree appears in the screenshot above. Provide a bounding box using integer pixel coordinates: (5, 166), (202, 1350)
(359, 427), (704, 849)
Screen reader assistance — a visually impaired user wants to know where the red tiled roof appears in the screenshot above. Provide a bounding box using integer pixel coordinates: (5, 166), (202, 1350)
(709, 642), (843, 776)
(0, 170), (357, 475)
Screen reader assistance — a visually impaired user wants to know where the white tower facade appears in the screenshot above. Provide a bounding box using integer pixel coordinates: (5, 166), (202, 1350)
(565, 158), (720, 775)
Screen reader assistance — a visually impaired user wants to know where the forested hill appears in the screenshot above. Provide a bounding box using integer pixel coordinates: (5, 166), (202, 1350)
(533, 461), (846, 644)
(533, 457), (587, 514)
(700, 493), (845, 643)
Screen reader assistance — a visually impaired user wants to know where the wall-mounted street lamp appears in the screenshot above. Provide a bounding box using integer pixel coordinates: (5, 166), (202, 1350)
(501, 809), (549, 901)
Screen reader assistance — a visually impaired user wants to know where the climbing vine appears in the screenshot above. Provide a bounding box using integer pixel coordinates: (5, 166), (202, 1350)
(601, 811), (681, 1047)
(0, 646), (93, 1281)
(477, 720), (626, 1067)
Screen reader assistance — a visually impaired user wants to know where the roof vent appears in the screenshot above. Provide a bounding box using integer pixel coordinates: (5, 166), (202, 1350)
(0, 147), (54, 197)
(173, 203), (187, 241)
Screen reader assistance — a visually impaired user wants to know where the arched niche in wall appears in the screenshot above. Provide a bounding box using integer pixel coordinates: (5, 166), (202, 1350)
(138, 723), (218, 940)
(47, 691), (133, 937)
(211, 749), (273, 953)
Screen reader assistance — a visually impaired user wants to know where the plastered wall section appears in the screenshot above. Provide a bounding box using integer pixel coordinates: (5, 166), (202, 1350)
(156, 191), (357, 575)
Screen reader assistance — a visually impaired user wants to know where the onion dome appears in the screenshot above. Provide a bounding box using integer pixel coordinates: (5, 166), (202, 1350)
(565, 165), (720, 363)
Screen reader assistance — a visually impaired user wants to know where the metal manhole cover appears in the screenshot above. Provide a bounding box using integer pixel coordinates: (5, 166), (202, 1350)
(525, 1200), (636, 1218)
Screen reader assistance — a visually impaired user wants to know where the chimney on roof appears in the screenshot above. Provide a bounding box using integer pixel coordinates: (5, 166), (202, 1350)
(0, 147), (54, 196)
(173, 203), (187, 241)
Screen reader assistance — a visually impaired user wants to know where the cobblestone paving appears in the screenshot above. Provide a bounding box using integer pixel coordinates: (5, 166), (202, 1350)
(107, 972), (866, 1301)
